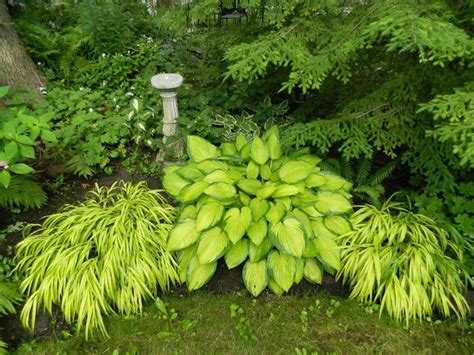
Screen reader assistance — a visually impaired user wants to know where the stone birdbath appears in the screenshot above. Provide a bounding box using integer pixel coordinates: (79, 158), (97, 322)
(151, 73), (184, 164)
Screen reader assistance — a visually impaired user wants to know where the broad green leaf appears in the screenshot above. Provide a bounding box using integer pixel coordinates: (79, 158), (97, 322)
(260, 164), (272, 180)
(311, 218), (337, 239)
(303, 258), (323, 284)
(19, 144), (35, 159)
(274, 197), (292, 210)
(267, 250), (295, 292)
(178, 245), (197, 283)
(268, 278), (284, 296)
(320, 173), (349, 190)
(267, 133), (282, 160)
(221, 142), (236, 156)
(167, 219), (200, 251)
(235, 134), (248, 152)
(163, 173), (190, 197)
(177, 165), (204, 181)
(324, 215), (352, 235)
(224, 239), (249, 269)
(187, 136), (219, 162)
(239, 191), (251, 206)
(270, 218), (305, 257)
(246, 160), (259, 179)
(203, 170), (234, 184)
(197, 227), (229, 264)
(187, 257), (217, 291)
(305, 173), (327, 188)
(178, 181), (209, 202)
(279, 161), (314, 183)
(196, 203), (225, 231)
(237, 179), (262, 195)
(294, 258), (304, 284)
(9, 163), (33, 175)
(240, 142), (251, 160)
(297, 154), (321, 165)
(15, 135), (34, 146)
(224, 207), (252, 244)
(313, 234), (341, 271)
(272, 184), (303, 198)
(248, 237), (272, 262)
(256, 183), (277, 199)
(302, 206), (324, 219)
(0, 86), (9, 98)
(177, 205), (197, 222)
(249, 198), (270, 221)
(243, 260), (267, 297)
(0, 170), (11, 188)
(40, 129), (57, 143)
(314, 191), (352, 214)
(265, 203), (286, 225)
(4, 141), (18, 160)
(292, 209), (313, 237)
(262, 126), (280, 140)
(302, 239), (318, 257)
(247, 219), (267, 246)
(197, 160), (228, 173)
(250, 136), (269, 165)
(204, 183), (236, 199)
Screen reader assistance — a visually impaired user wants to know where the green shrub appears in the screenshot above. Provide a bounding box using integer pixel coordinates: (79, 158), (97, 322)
(337, 200), (470, 325)
(14, 181), (179, 339)
(163, 128), (353, 296)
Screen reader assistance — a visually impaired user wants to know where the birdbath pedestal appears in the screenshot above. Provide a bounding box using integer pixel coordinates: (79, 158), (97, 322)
(151, 73), (184, 164)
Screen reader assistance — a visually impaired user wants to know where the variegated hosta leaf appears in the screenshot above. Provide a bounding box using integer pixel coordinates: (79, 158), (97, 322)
(291, 209), (313, 237)
(247, 219), (268, 246)
(305, 173), (327, 188)
(204, 183), (236, 200)
(243, 260), (267, 297)
(270, 218), (305, 257)
(167, 219), (200, 251)
(266, 133), (282, 160)
(249, 198), (270, 221)
(176, 165), (204, 181)
(311, 218), (337, 239)
(268, 277), (284, 296)
(246, 161), (259, 179)
(240, 142), (251, 160)
(237, 179), (262, 195)
(248, 237), (273, 262)
(235, 134), (248, 152)
(267, 250), (296, 292)
(294, 258), (304, 284)
(272, 184), (303, 198)
(260, 164), (272, 180)
(197, 160), (228, 173)
(177, 205), (197, 222)
(203, 170), (234, 184)
(196, 203), (224, 231)
(239, 191), (251, 206)
(221, 142), (236, 156)
(314, 191), (352, 214)
(319, 173), (349, 190)
(279, 161), (314, 183)
(178, 181), (209, 202)
(314, 234), (341, 271)
(162, 173), (189, 197)
(224, 207), (252, 244)
(187, 136), (219, 162)
(256, 183), (277, 199)
(302, 239), (319, 258)
(224, 239), (249, 269)
(265, 203), (286, 225)
(187, 257), (217, 291)
(250, 136), (269, 165)
(178, 245), (197, 283)
(304, 258), (323, 284)
(324, 215), (352, 235)
(297, 154), (321, 165)
(197, 227), (229, 264)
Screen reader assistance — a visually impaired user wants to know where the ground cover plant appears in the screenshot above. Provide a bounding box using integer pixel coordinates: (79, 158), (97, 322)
(163, 127), (353, 296)
(13, 181), (179, 339)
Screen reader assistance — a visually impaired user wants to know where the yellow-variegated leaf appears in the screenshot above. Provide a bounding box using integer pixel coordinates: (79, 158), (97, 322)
(256, 183), (277, 199)
(176, 165), (204, 181)
(247, 219), (267, 246)
(272, 184), (303, 198)
(279, 161), (314, 183)
(162, 173), (190, 197)
(224, 239), (249, 269)
(197, 227), (229, 264)
(267, 133), (282, 160)
(270, 218), (305, 257)
(224, 207), (252, 244)
(303, 258), (323, 284)
(235, 134), (248, 152)
(311, 218), (337, 239)
(197, 160), (228, 173)
(221, 142), (237, 156)
(178, 181), (209, 202)
(167, 219), (200, 251)
(187, 136), (219, 162)
(239, 191), (251, 206)
(246, 160), (259, 179)
(314, 191), (352, 214)
(250, 136), (269, 165)
(267, 250), (295, 292)
(320, 173), (349, 190)
(265, 203), (286, 225)
(305, 173), (327, 188)
(294, 258), (304, 284)
(297, 154), (321, 165)
(249, 198), (270, 221)
(237, 179), (262, 195)
(196, 203), (224, 231)
(187, 257), (217, 291)
(240, 142), (251, 160)
(243, 260), (267, 297)
(292, 209), (313, 237)
(324, 215), (352, 235)
(302, 239), (318, 257)
(178, 245), (196, 283)
(248, 238), (272, 262)
(203, 170), (234, 184)
(177, 205), (197, 222)
(314, 234), (341, 271)
(204, 183), (236, 199)
(268, 278), (284, 296)
(260, 164), (272, 180)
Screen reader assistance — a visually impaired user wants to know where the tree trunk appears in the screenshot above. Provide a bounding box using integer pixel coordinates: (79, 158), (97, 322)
(0, 1), (46, 92)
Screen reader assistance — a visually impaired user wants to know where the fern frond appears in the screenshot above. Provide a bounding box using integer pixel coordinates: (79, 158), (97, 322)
(0, 340), (8, 355)
(66, 155), (95, 178)
(0, 281), (22, 315)
(356, 158), (373, 186)
(0, 176), (47, 209)
(353, 185), (383, 208)
(320, 158), (342, 175)
(340, 158), (354, 182)
(368, 160), (397, 186)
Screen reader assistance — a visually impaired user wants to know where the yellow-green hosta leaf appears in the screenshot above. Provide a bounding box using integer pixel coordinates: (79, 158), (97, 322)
(187, 257), (217, 291)
(274, 197), (292, 210)
(239, 191), (251, 206)
(297, 154), (321, 165)
(314, 191), (352, 214)
(267, 250), (296, 292)
(302, 206), (324, 219)
(197, 227), (229, 264)
(178, 181), (209, 202)
(177, 205), (197, 222)
(279, 161), (314, 183)
(256, 183), (277, 199)
(227, 168), (245, 181)
(221, 142), (237, 156)
(224, 239), (249, 269)
(270, 218), (305, 257)
(314, 234), (341, 271)
(265, 203), (286, 225)
(292, 209), (313, 237)
(272, 184), (303, 198)
(305, 174), (327, 188)
(162, 173), (190, 197)
(249, 198), (270, 221)
(250, 136), (269, 165)
(196, 203), (224, 231)
(267, 133), (282, 160)
(240, 142), (251, 160)
(167, 219), (200, 251)
(235, 134), (248, 152)
(294, 258), (304, 284)
(178, 245), (197, 283)
(246, 161), (259, 179)
(203, 170), (234, 184)
(163, 164), (180, 175)
(303, 258), (323, 284)
(243, 260), (267, 297)
(324, 215), (352, 235)
(187, 136), (219, 162)
(260, 164), (272, 180)
(320, 173), (349, 191)
(248, 237), (272, 262)
(224, 207), (252, 244)
(302, 239), (318, 257)
(197, 160), (228, 174)
(247, 219), (267, 246)
(204, 183), (236, 199)
(262, 125), (280, 140)
(268, 277), (284, 296)
(237, 179), (262, 195)
(176, 165), (204, 181)
(311, 218), (337, 239)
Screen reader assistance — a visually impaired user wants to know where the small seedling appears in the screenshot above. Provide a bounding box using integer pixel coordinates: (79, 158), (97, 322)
(299, 309), (309, 333)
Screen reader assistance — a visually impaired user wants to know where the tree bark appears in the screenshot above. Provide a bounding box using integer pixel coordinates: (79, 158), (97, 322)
(0, 0), (46, 92)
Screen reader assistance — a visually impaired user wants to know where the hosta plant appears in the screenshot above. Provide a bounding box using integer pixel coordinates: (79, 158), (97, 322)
(14, 181), (179, 339)
(337, 200), (470, 325)
(163, 127), (353, 296)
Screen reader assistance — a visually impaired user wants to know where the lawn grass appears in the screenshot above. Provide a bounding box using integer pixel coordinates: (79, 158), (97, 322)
(14, 288), (474, 354)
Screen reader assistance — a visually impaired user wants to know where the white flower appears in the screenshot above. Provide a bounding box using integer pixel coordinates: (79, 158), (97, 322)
(125, 92), (134, 97)
(102, 53), (106, 58)
(102, 81), (107, 86)
(79, 87), (84, 91)
(115, 105), (120, 110)
(130, 86), (135, 90)
(37, 62), (42, 66)
(89, 108), (94, 113)
(0, 161), (9, 169)
(113, 98), (117, 103)
(138, 123), (146, 131)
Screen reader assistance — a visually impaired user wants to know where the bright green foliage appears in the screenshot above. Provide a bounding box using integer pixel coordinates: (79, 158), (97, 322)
(0, 280), (22, 315)
(14, 182), (179, 339)
(164, 128), (352, 296)
(337, 200), (470, 325)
